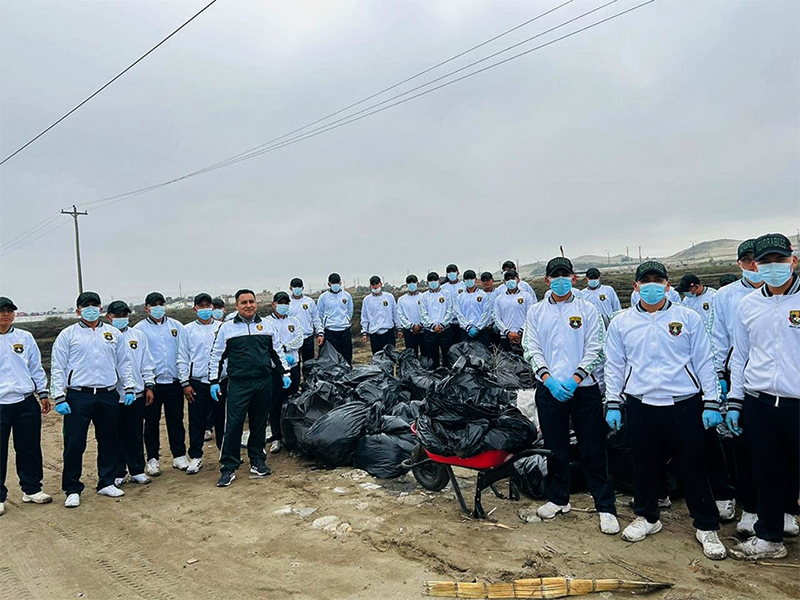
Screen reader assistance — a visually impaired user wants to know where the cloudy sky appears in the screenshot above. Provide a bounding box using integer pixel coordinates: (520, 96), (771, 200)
(1, 0), (798, 311)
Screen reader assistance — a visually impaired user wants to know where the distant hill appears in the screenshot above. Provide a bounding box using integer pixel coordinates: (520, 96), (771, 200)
(662, 238), (741, 265)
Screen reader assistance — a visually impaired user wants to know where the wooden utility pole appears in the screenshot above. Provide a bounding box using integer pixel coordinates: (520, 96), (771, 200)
(61, 205), (88, 296)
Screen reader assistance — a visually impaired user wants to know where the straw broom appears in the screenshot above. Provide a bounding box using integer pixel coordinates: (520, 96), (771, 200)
(424, 577), (672, 599)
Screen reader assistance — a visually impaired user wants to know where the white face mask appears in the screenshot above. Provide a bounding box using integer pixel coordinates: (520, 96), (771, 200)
(372, 286), (382, 295)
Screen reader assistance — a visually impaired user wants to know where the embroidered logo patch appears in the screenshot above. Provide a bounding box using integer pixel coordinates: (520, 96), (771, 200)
(256, 324), (263, 331)
(288, 324), (295, 332)
(128, 340), (138, 349)
(599, 294), (606, 301)
(342, 298), (348, 304)
(668, 322), (683, 336)
(569, 316), (582, 329)
(703, 302), (710, 311)
(12, 343), (23, 354)
(438, 297), (445, 303)
(302, 304), (309, 310)
(477, 296), (483, 303)
(458, 289), (464, 294)
(103, 331), (113, 341)
(382, 300), (388, 307)
(171, 329), (178, 337)
(517, 297), (524, 305)
(790, 310), (800, 327)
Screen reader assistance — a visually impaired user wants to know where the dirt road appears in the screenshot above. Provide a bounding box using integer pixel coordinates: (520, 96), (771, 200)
(2, 414), (798, 600)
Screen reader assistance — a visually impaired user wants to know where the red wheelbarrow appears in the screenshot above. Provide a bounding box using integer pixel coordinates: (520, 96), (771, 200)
(402, 422), (551, 519)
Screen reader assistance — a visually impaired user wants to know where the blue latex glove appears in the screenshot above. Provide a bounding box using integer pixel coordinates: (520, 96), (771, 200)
(286, 354), (297, 366)
(726, 409), (742, 436)
(55, 401), (71, 415)
(210, 384), (221, 402)
(702, 409), (723, 429)
(718, 379), (728, 401)
(124, 392), (135, 406)
(544, 377), (571, 402)
(606, 408), (622, 432)
(468, 326), (479, 338)
(282, 375), (292, 389)
(562, 378), (579, 398)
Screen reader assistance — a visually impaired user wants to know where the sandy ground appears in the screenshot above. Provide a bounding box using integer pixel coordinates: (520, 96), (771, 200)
(1, 410), (798, 600)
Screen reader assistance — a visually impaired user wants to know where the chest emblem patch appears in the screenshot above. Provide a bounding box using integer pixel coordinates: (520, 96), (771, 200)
(171, 329), (178, 337)
(668, 322), (683, 336)
(569, 316), (582, 329)
(103, 332), (114, 341)
(517, 297), (524, 305)
(288, 324), (295, 332)
(129, 340), (138, 349)
(458, 289), (464, 294)
(256, 324), (264, 331)
(477, 296), (483, 303)
(703, 302), (710, 311)
(382, 300), (388, 307)
(599, 294), (606, 301)
(789, 310), (800, 327)
(438, 296), (445, 303)
(13, 343), (23, 354)
(302, 304), (309, 310)
(342, 298), (348, 304)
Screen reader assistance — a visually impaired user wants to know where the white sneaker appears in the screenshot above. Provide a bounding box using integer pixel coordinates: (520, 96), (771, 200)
(0, 502), (5, 516)
(172, 455), (190, 471)
(622, 517), (663, 542)
(736, 511), (757, 536)
(716, 499), (736, 521)
(97, 485), (124, 498)
(537, 501), (571, 520)
(145, 458), (161, 477)
(64, 493), (81, 508)
(130, 473), (152, 484)
(241, 430), (250, 447)
(22, 491), (53, 504)
(186, 458), (203, 474)
(599, 512), (620, 535)
(730, 536), (788, 561)
(784, 513), (799, 537)
(658, 496), (672, 509)
(696, 529), (727, 560)
(269, 440), (282, 454)
(203, 429), (213, 442)
(114, 477), (126, 487)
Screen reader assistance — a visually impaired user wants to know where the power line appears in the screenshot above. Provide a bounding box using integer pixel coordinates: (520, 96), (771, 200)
(0, 0), (219, 166)
(0, 211), (60, 252)
(0, 220), (69, 258)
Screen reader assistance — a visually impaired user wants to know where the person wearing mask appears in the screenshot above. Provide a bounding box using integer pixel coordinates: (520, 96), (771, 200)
(580, 268), (621, 325)
(502, 261), (537, 301)
(480, 272), (502, 348)
(442, 264), (466, 339)
(107, 301), (154, 487)
(455, 270), (493, 346)
(397, 275), (424, 357)
(604, 262), (726, 560)
(51, 292), (136, 508)
(135, 292), (188, 476)
(419, 272), (455, 368)
(0, 297), (52, 516)
(728, 233), (800, 560)
(522, 257), (617, 534)
(316, 273), (354, 365)
(209, 289), (291, 487)
(631, 285), (680, 306)
(493, 270), (535, 354)
(177, 293), (221, 475)
(361, 276), (401, 354)
(288, 277), (323, 365)
(211, 298), (226, 321)
(267, 292), (304, 454)
(205, 297), (228, 442)
(675, 274), (717, 331)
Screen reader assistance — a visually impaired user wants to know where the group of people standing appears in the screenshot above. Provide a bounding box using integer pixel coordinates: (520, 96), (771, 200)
(1, 233), (797, 565)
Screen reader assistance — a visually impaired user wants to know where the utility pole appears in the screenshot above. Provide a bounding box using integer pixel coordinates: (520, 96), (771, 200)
(606, 250), (610, 266)
(638, 246), (642, 261)
(61, 205), (88, 296)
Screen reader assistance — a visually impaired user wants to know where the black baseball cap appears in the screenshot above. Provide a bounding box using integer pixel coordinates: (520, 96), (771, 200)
(426, 271), (439, 282)
(145, 292), (166, 306)
(107, 300), (131, 315)
(586, 267), (601, 279)
(546, 257), (574, 277)
(503, 269), (519, 281)
(0, 296), (18, 310)
(675, 274), (701, 293)
(328, 272), (341, 284)
(290, 277), (303, 288)
(463, 269), (476, 280)
(76, 291), (101, 307)
(194, 293), (213, 306)
(445, 264), (458, 273)
(212, 297), (225, 308)
(754, 233), (793, 262)
(737, 239), (756, 260)
(480, 271), (494, 282)
(273, 291), (290, 304)
(719, 274), (738, 287)
(369, 275), (381, 286)
(406, 274), (418, 284)
(501, 260), (516, 271)
(635, 260), (668, 281)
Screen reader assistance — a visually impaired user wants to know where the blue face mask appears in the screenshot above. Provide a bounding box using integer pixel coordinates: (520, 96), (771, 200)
(506, 280), (518, 291)
(80, 306), (101, 322)
(757, 262), (793, 287)
(149, 306), (166, 319)
(588, 279), (600, 289)
(212, 308), (224, 320)
(464, 279), (476, 289)
(639, 282), (666, 305)
(111, 317), (129, 330)
(428, 281), (440, 290)
(292, 287), (304, 297)
(447, 272), (458, 282)
(330, 284), (341, 293)
(684, 291), (695, 298)
(407, 283), (418, 293)
(197, 308), (213, 320)
(549, 277), (572, 296)
(275, 304), (290, 316)
(741, 269), (762, 284)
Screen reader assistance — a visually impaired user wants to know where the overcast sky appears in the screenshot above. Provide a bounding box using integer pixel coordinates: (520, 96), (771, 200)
(1, 0), (798, 311)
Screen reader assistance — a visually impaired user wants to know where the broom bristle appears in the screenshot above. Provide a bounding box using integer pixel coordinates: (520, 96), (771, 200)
(424, 577), (673, 599)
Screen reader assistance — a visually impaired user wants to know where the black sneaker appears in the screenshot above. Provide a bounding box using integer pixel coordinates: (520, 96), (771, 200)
(249, 460), (271, 477)
(216, 470), (236, 487)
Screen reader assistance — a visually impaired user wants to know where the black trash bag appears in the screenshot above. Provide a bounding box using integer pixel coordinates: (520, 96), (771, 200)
(370, 345), (399, 375)
(390, 400), (423, 422)
(431, 370), (512, 414)
(303, 402), (370, 468)
(280, 380), (342, 451)
(493, 351), (536, 389)
(416, 413), (491, 458)
(512, 454), (548, 499)
(341, 365), (386, 387)
(303, 342), (351, 383)
(354, 378), (405, 410)
(398, 353), (447, 401)
(354, 411), (415, 479)
(447, 341), (493, 371)
(480, 408), (535, 453)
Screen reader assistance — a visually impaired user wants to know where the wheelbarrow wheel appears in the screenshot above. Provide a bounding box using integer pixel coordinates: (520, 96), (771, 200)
(410, 444), (450, 492)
